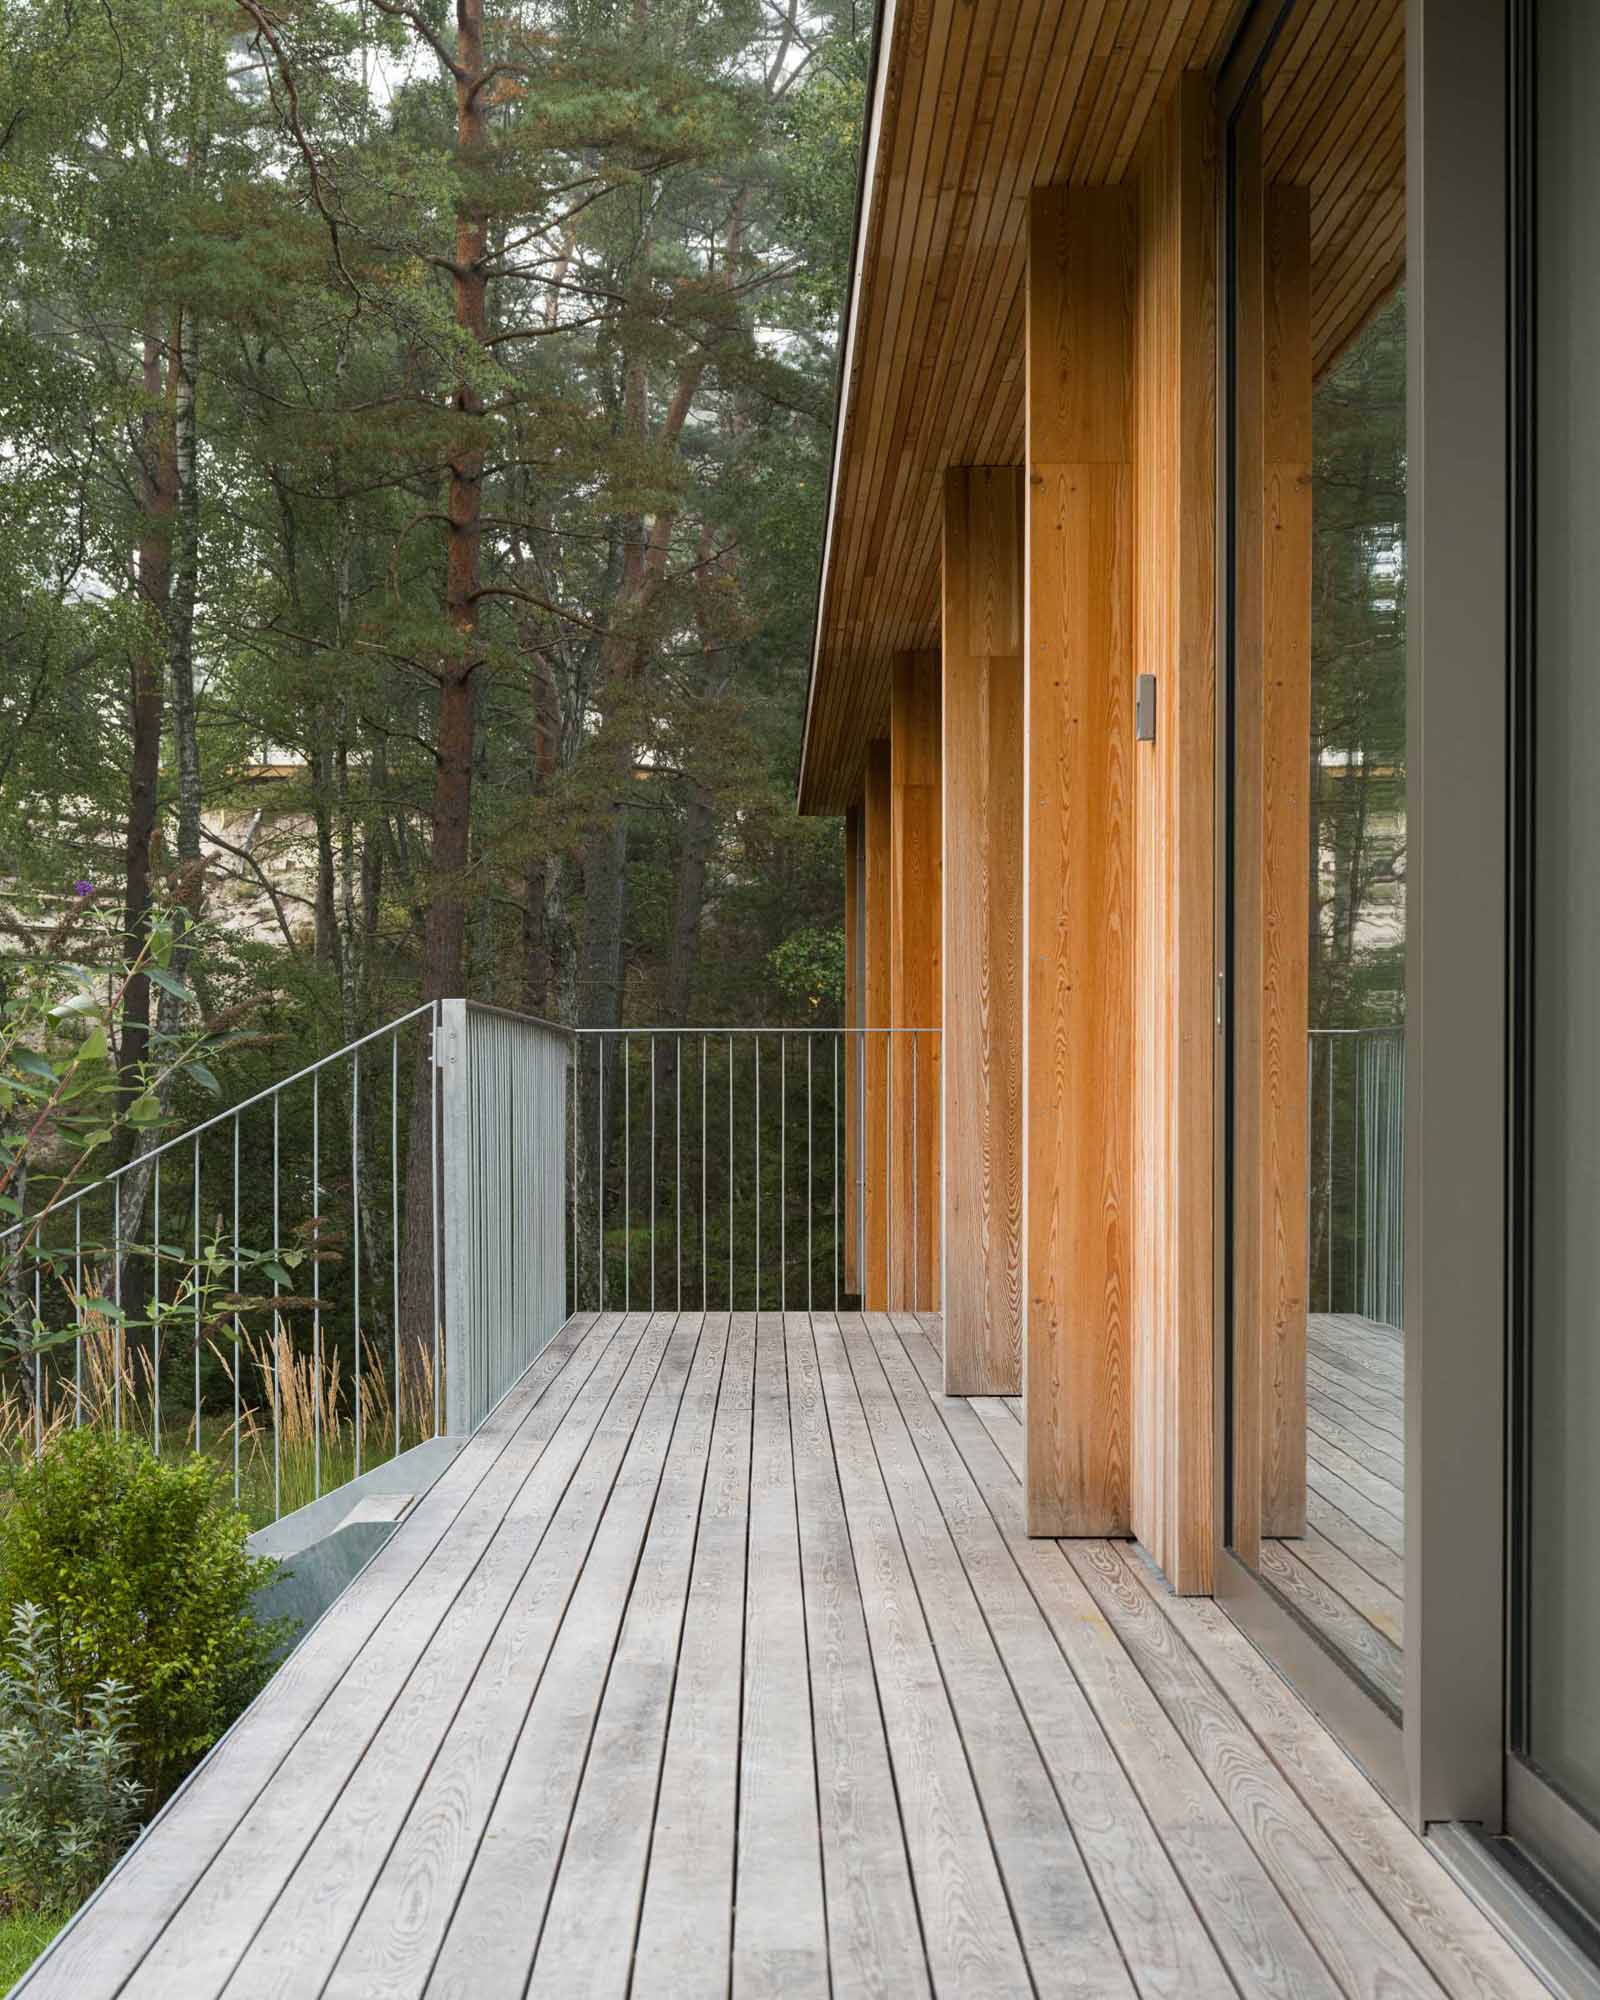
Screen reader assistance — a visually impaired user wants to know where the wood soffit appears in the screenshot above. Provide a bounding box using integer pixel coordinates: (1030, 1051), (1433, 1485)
(799, 0), (1405, 816)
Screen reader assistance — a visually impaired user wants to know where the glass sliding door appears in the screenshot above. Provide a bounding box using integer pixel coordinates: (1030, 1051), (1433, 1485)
(1223, 0), (1409, 1724)
(1510, 0), (1600, 1904)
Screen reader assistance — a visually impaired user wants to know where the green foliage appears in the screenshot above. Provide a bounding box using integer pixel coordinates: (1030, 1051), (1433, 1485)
(0, 1602), (144, 1914)
(1310, 291), (1408, 1027)
(766, 926), (845, 1015)
(0, 1431), (288, 1802)
(0, 1904), (68, 1991)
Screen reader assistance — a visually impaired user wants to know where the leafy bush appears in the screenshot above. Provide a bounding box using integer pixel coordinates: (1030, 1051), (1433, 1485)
(0, 1602), (144, 1912)
(0, 1432), (288, 1802)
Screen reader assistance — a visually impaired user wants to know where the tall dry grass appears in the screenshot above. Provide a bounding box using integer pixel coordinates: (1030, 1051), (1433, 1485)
(0, 1311), (438, 1530)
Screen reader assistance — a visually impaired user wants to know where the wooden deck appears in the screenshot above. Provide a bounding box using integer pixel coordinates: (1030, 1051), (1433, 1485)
(1265, 1313), (1405, 1706)
(19, 1311), (1544, 1999)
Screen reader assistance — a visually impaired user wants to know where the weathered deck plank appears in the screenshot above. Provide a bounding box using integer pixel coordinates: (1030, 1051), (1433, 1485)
(15, 1312), (1548, 2000)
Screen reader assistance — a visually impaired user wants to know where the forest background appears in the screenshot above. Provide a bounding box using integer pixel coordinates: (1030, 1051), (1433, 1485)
(0, 0), (867, 1096)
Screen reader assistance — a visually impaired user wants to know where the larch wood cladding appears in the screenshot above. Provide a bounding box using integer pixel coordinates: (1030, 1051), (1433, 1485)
(941, 468), (1025, 1396)
(1233, 97), (1313, 1558)
(889, 655), (942, 1312)
(863, 744), (893, 1311)
(800, 0), (1403, 817)
(843, 805), (863, 1297)
(1131, 75), (1217, 1595)
(1023, 185), (1135, 1538)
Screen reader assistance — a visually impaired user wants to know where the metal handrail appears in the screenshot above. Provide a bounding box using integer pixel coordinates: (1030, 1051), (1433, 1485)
(1, 1005), (443, 1524)
(569, 1026), (942, 1317)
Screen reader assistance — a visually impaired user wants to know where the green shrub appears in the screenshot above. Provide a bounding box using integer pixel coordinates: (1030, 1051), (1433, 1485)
(0, 1431), (288, 1802)
(0, 1602), (144, 1912)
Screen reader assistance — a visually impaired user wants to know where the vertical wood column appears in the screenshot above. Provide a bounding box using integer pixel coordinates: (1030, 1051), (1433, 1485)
(1233, 98), (1312, 1555)
(843, 803), (863, 1298)
(862, 743), (892, 1310)
(1024, 185), (1135, 1536)
(941, 467), (1025, 1394)
(1130, 75), (1217, 1593)
(889, 654), (942, 1311)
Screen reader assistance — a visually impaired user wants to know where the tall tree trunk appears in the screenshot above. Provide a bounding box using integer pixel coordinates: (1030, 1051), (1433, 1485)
(421, 0), (488, 1007)
(402, 0), (492, 1402)
(120, 314), (176, 1113)
(665, 778), (714, 1025)
(121, 306), (202, 1298)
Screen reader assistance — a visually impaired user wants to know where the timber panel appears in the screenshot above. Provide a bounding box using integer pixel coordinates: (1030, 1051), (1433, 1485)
(890, 655), (942, 1312)
(1131, 75), (1217, 1595)
(1023, 186), (1134, 1538)
(844, 805), (862, 1297)
(1233, 129), (1313, 1556)
(941, 468), (1024, 1396)
(801, 0), (1405, 816)
(863, 745), (892, 1310)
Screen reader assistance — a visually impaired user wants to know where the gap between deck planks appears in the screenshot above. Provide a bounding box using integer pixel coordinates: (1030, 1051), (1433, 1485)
(15, 1312), (1547, 2000)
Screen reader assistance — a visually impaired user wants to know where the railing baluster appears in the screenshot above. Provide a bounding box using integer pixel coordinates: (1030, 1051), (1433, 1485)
(912, 1031), (919, 1315)
(676, 1039), (682, 1311)
(597, 1034), (605, 1315)
(153, 1157), (162, 1454)
(313, 1069), (322, 1498)
(33, 1261), (42, 1458)
(701, 1036), (708, 1311)
(728, 1032), (736, 1312)
(192, 1134), (201, 1453)
(353, 1047), (362, 1480)
(571, 1034), (580, 1314)
(650, 1034), (656, 1315)
(754, 1036), (761, 1311)
(807, 1035), (813, 1313)
(233, 1116), (241, 1501)
(392, 1034), (401, 1459)
(73, 1202), (82, 1428)
(832, 1036), (839, 1311)
(272, 1091), (281, 1521)
(780, 1035), (786, 1315)
(624, 1035), (632, 1316)
(113, 1180), (122, 1438)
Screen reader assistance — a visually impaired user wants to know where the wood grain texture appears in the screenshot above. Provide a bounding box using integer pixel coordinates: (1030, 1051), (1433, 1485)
(844, 806), (863, 1296)
(811, 1313), (1033, 1997)
(843, 1318), (1139, 1998)
(871, 1316), (1236, 2000)
(800, 0), (1400, 816)
(425, 1315), (705, 2000)
(1232, 112), (1313, 1556)
(730, 1317), (829, 1998)
(631, 1316), (753, 1996)
(863, 743), (892, 1310)
(1023, 183), (1133, 1537)
(28, 1314), (1516, 2000)
(889, 655), (942, 1314)
(781, 1314), (930, 1997)
(940, 467), (1024, 1397)
(1130, 73), (1216, 1594)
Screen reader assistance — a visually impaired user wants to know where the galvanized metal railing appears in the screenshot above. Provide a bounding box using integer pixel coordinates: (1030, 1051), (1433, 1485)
(0, 1005), (935, 1525)
(1307, 1025), (1405, 1327)
(438, 1002), (569, 1434)
(0, 1005), (443, 1526)
(568, 1028), (941, 1315)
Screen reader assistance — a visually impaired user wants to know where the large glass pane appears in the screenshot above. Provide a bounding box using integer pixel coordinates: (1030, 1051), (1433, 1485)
(1526, 0), (1600, 1820)
(1228, 0), (1408, 1707)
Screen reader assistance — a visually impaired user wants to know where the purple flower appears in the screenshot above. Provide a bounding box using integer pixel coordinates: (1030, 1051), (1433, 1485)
(72, 880), (94, 899)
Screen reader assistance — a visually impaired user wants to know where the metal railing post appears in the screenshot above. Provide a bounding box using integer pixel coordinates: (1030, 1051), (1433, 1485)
(439, 998), (472, 1436)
